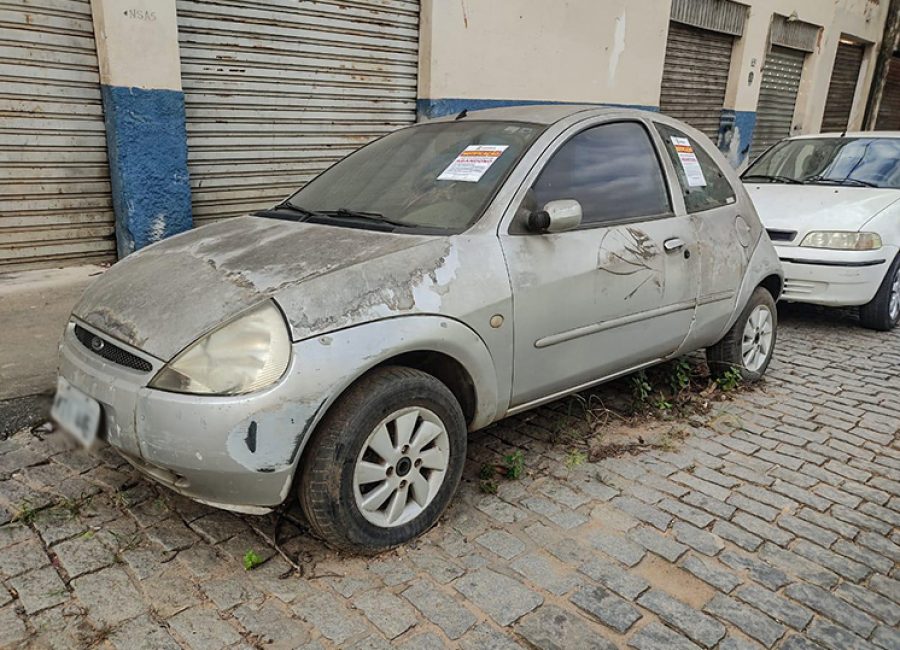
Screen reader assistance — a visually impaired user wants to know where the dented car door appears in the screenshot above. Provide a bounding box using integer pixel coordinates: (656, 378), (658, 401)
(500, 119), (700, 408)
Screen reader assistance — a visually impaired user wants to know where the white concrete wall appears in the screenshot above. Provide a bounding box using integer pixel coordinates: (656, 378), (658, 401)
(419, 0), (892, 134)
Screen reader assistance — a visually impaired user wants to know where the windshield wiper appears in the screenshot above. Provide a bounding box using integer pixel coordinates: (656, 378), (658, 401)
(253, 202), (326, 221)
(805, 176), (879, 188)
(319, 208), (410, 228)
(742, 174), (802, 185)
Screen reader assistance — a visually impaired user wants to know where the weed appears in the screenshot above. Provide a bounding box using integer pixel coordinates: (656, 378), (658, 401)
(654, 395), (674, 411)
(243, 550), (264, 571)
(668, 358), (693, 394)
(479, 480), (498, 495)
(565, 450), (588, 470)
(503, 450), (525, 480)
(716, 367), (743, 392)
(12, 502), (38, 524)
(630, 371), (653, 407)
(479, 463), (495, 480)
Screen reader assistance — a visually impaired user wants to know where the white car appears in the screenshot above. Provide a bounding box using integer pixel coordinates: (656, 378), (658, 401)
(743, 133), (900, 330)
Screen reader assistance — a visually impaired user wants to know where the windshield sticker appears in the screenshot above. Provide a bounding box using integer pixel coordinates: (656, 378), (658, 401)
(671, 137), (707, 187)
(437, 145), (509, 182)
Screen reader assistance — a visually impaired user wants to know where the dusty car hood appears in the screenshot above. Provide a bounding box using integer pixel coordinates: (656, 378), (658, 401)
(744, 184), (900, 237)
(74, 216), (440, 360)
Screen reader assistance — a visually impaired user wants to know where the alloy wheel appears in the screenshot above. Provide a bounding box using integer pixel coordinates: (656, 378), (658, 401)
(352, 406), (450, 528)
(741, 304), (774, 373)
(889, 266), (900, 322)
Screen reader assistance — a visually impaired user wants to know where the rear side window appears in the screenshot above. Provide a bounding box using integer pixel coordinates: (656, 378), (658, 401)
(656, 123), (736, 213)
(530, 121), (672, 226)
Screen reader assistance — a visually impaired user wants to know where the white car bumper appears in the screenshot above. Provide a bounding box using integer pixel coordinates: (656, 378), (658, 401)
(775, 245), (897, 306)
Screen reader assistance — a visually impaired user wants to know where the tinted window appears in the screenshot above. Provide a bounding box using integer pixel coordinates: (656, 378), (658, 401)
(529, 122), (671, 226)
(743, 137), (900, 189)
(656, 124), (737, 213)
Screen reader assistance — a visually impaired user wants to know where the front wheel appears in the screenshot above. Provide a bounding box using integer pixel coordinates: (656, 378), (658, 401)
(707, 287), (777, 382)
(297, 366), (466, 554)
(859, 255), (900, 331)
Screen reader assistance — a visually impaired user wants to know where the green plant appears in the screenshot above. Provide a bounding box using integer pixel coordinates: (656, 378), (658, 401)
(479, 463), (495, 480)
(716, 367), (743, 392)
(12, 502), (38, 524)
(565, 450), (588, 470)
(243, 550), (264, 571)
(630, 371), (653, 406)
(503, 450), (525, 480)
(668, 358), (693, 394)
(654, 395), (674, 411)
(479, 479), (498, 494)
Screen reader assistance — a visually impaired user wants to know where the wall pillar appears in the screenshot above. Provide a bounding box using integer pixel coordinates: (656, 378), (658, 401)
(91, 1), (191, 257)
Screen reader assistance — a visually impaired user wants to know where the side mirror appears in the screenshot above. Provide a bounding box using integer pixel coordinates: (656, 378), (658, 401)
(527, 199), (583, 233)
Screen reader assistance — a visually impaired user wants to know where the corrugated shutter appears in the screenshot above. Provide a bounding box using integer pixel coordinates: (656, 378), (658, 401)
(660, 22), (734, 142)
(750, 46), (806, 160)
(0, 0), (115, 271)
(875, 54), (900, 131)
(176, 0), (419, 226)
(822, 42), (866, 132)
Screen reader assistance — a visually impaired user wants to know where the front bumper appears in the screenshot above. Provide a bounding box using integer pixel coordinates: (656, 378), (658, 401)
(57, 320), (328, 512)
(775, 245), (897, 306)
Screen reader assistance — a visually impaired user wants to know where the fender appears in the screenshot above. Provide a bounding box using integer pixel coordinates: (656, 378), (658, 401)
(718, 237), (784, 339)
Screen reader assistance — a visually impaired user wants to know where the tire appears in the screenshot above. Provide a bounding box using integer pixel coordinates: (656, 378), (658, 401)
(707, 287), (777, 382)
(859, 254), (900, 331)
(297, 366), (466, 554)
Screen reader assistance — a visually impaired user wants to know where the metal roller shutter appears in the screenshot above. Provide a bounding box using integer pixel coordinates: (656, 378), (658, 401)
(176, 0), (420, 226)
(750, 46), (806, 160)
(660, 22), (734, 142)
(876, 55), (900, 131)
(822, 42), (866, 132)
(0, 0), (115, 271)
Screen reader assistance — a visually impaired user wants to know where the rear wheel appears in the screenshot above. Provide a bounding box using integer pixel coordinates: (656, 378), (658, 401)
(707, 287), (777, 382)
(859, 255), (900, 331)
(297, 366), (466, 554)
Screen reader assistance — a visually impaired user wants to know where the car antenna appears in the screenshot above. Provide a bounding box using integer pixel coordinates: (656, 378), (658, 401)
(455, 109), (467, 120)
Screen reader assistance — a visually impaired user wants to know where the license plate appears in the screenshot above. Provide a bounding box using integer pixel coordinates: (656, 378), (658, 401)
(51, 377), (101, 448)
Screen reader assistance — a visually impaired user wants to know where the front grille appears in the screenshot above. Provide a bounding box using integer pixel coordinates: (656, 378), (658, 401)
(74, 325), (153, 372)
(766, 229), (797, 242)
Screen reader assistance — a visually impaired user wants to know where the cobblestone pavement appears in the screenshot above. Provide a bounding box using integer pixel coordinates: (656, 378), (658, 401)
(1, 305), (898, 649)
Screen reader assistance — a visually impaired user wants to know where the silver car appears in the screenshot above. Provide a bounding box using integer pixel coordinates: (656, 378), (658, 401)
(52, 106), (782, 552)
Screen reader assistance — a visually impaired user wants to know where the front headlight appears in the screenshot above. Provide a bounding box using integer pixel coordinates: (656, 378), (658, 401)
(149, 301), (291, 395)
(800, 231), (882, 250)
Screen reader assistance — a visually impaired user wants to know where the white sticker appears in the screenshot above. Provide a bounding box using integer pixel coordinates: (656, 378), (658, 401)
(437, 145), (508, 182)
(671, 137), (707, 187)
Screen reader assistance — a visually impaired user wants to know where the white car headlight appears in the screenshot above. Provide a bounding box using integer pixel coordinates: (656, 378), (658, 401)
(149, 301), (291, 395)
(799, 231), (882, 251)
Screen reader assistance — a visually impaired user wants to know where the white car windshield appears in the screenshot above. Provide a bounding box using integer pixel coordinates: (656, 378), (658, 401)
(275, 120), (544, 233)
(744, 137), (900, 189)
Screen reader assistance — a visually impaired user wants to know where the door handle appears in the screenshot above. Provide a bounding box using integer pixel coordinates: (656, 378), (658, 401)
(663, 238), (685, 252)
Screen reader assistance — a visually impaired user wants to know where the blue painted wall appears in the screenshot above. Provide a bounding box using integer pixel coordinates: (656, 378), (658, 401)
(718, 109), (757, 168)
(417, 97), (659, 121)
(101, 86), (192, 256)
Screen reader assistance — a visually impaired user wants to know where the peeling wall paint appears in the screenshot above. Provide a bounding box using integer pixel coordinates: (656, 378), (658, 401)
(608, 12), (627, 89)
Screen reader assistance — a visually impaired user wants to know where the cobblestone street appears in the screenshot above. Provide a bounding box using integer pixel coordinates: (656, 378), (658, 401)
(0, 304), (898, 650)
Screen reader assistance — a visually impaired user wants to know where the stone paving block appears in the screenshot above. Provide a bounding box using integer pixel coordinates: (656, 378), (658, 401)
(188, 511), (246, 544)
(777, 514), (838, 548)
(73, 566), (145, 626)
(703, 594), (785, 648)
(458, 622), (525, 650)
(588, 531), (646, 567)
(659, 498), (714, 528)
(728, 495), (780, 522)
(570, 584), (642, 633)
(672, 521), (724, 556)
(672, 473), (732, 502)
(145, 518), (200, 552)
(539, 480), (590, 509)
(0, 605), (28, 648)
(679, 554), (741, 593)
(712, 520), (762, 552)
(857, 531), (900, 562)
(516, 603), (616, 650)
(476, 529), (526, 559)
(784, 582), (877, 638)
(353, 589), (418, 639)
(718, 550), (789, 591)
(682, 491), (736, 519)
(108, 613), (181, 650)
(578, 557), (650, 600)
(627, 621), (702, 650)
(53, 533), (114, 578)
(8, 565), (68, 614)
(168, 605), (243, 649)
(835, 582), (900, 627)
(611, 496), (671, 531)
(796, 507), (859, 540)
(510, 552), (580, 596)
(871, 624), (900, 650)
(805, 617), (874, 650)
(792, 539), (870, 582)
(733, 583), (812, 630)
(232, 600), (313, 647)
(0, 538), (49, 578)
(293, 591), (369, 645)
(407, 549), (465, 584)
(637, 588), (725, 648)
(832, 538), (894, 575)
(832, 505), (892, 535)
(453, 568), (542, 627)
(779, 634), (827, 650)
(629, 526), (689, 562)
(869, 575), (900, 605)
(756, 543), (839, 589)
(732, 512), (795, 547)
(402, 578), (476, 639)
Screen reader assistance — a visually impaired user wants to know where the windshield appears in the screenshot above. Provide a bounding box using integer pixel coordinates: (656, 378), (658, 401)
(281, 120), (544, 232)
(743, 137), (900, 189)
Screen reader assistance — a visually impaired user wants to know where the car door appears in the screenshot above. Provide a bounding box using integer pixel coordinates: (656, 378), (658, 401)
(499, 119), (701, 408)
(653, 122), (751, 343)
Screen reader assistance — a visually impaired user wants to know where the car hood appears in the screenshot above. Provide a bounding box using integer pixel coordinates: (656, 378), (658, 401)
(73, 216), (449, 360)
(744, 184), (900, 237)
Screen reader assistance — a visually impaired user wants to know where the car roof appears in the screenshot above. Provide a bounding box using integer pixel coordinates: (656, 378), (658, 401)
(424, 104), (654, 125)
(788, 131), (900, 140)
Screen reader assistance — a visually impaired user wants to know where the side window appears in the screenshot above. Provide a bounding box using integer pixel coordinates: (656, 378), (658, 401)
(655, 123), (736, 213)
(527, 122), (671, 227)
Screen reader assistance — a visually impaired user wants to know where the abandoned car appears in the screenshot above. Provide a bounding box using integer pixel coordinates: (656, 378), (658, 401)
(744, 132), (900, 331)
(52, 106), (783, 552)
